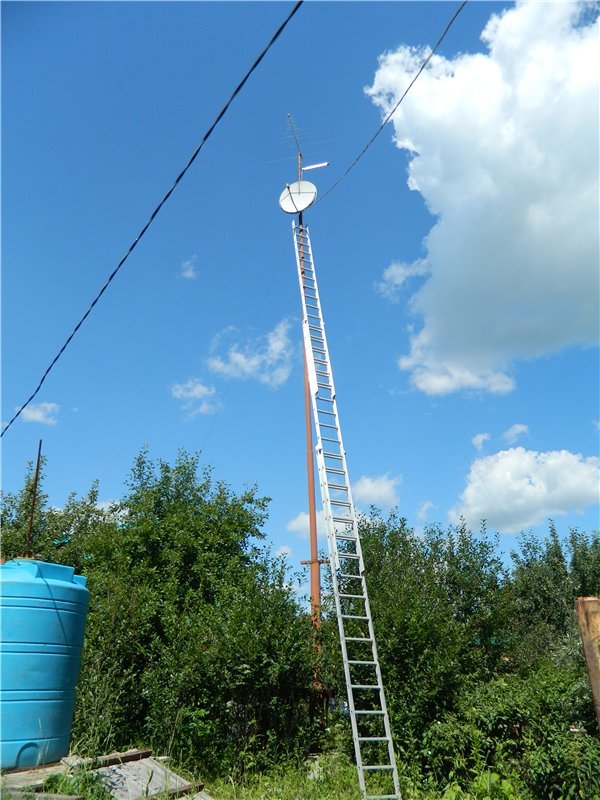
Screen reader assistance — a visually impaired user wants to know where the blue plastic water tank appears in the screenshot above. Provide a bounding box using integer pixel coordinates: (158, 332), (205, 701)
(0, 559), (90, 770)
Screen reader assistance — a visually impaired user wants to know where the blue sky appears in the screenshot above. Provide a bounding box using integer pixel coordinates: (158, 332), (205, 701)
(2, 1), (599, 573)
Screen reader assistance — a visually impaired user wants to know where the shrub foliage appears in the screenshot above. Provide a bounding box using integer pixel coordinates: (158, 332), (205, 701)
(2, 450), (599, 797)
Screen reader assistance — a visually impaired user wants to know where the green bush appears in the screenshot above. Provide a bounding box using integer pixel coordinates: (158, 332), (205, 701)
(1, 449), (318, 773)
(2, 456), (599, 798)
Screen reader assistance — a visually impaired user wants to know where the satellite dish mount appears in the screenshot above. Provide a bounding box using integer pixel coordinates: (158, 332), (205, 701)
(278, 114), (329, 219)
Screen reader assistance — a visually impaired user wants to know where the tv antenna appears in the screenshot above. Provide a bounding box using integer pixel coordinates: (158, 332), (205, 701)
(278, 117), (400, 799)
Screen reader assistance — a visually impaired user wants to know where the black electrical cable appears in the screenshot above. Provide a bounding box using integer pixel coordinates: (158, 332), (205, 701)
(319, 0), (468, 204)
(2, 1), (303, 438)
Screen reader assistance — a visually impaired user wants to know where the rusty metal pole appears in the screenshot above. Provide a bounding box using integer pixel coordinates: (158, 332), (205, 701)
(304, 349), (321, 629)
(576, 596), (600, 730)
(25, 440), (43, 559)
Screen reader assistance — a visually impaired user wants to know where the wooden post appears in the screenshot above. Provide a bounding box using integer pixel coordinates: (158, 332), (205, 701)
(576, 596), (600, 730)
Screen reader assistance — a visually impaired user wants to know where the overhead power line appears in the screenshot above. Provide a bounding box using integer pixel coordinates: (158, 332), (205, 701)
(319, 0), (468, 204)
(2, 1), (304, 438)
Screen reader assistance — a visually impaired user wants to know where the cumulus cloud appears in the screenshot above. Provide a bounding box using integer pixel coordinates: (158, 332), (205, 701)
(472, 432), (490, 451)
(450, 447), (600, 532)
(352, 473), (401, 508)
(20, 402), (60, 425)
(368, 1), (599, 394)
(208, 320), (294, 388)
(286, 509), (327, 540)
(416, 499), (435, 521)
(375, 259), (429, 302)
(503, 423), (529, 444)
(275, 544), (292, 558)
(180, 255), (198, 279)
(171, 378), (219, 416)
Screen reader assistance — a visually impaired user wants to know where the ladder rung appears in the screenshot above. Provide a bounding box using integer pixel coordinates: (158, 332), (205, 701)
(325, 468), (344, 475)
(324, 453), (343, 460)
(318, 410), (335, 417)
(314, 358), (327, 365)
(332, 515), (353, 522)
(338, 553), (360, 559)
(340, 593), (365, 599)
(358, 737), (389, 742)
(334, 534), (357, 541)
(348, 660), (376, 665)
(328, 481), (348, 489)
(340, 573), (361, 579)
(322, 436), (340, 444)
(351, 684), (380, 688)
(341, 613), (368, 619)
(366, 795), (399, 800)
(363, 765), (394, 771)
(320, 422), (338, 430)
(317, 397), (334, 404)
(317, 382), (332, 390)
(354, 710), (385, 715)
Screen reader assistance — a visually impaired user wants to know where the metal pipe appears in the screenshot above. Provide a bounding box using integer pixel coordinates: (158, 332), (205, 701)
(25, 440), (43, 559)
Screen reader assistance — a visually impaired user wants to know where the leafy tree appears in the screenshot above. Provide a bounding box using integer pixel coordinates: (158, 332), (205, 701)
(1, 449), (318, 773)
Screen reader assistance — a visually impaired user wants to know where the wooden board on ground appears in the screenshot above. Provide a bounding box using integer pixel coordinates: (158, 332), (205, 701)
(62, 749), (152, 770)
(4, 792), (84, 800)
(1, 762), (68, 790)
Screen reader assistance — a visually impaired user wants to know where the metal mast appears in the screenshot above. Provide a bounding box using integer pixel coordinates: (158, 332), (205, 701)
(279, 153), (401, 800)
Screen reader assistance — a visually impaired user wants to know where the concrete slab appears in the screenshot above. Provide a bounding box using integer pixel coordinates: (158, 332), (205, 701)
(95, 757), (197, 800)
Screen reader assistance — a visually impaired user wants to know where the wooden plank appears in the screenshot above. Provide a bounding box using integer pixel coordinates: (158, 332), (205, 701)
(576, 596), (600, 730)
(62, 749), (153, 770)
(1, 763), (68, 790)
(4, 792), (84, 800)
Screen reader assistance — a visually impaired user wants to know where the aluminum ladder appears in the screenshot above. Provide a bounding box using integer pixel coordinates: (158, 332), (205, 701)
(292, 221), (401, 800)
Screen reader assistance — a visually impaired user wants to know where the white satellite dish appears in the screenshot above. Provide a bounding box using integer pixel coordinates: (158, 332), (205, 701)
(279, 180), (317, 214)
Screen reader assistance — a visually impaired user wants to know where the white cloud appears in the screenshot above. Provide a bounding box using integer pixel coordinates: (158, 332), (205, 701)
(368, 1), (599, 394)
(503, 423), (529, 444)
(20, 402), (60, 425)
(593, 420), (600, 432)
(96, 499), (117, 512)
(180, 255), (198, 279)
(171, 378), (219, 416)
(375, 258), (429, 302)
(352, 473), (401, 509)
(472, 432), (490, 451)
(286, 510), (327, 540)
(450, 447), (600, 532)
(275, 544), (292, 558)
(208, 320), (294, 388)
(416, 499), (434, 521)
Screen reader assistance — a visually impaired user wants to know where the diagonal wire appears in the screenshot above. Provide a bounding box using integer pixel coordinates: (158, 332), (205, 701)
(2, 0), (303, 438)
(318, 0), (468, 204)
